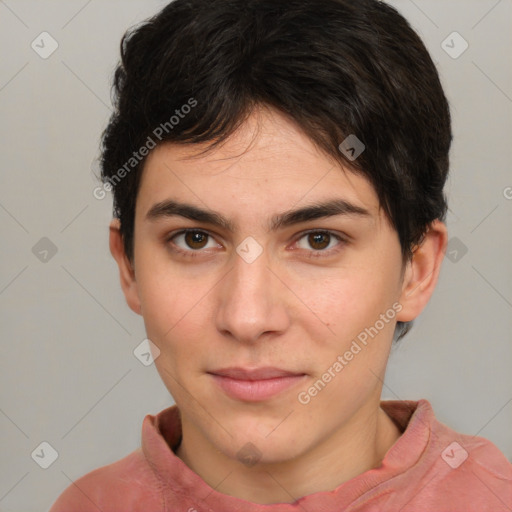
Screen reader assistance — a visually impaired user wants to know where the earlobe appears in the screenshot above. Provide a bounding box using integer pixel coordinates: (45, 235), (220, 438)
(109, 219), (142, 315)
(396, 220), (448, 323)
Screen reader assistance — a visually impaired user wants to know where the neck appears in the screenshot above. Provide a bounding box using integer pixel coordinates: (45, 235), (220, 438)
(176, 402), (402, 504)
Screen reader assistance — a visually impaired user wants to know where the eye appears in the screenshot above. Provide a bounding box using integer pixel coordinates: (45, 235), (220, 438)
(167, 229), (220, 256)
(294, 230), (346, 256)
(166, 228), (347, 259)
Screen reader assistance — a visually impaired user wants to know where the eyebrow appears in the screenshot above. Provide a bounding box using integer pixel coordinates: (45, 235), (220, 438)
(145, 198), (371, 232)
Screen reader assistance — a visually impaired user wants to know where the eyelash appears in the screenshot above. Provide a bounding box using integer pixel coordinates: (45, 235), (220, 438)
(165, 228), (347, 259)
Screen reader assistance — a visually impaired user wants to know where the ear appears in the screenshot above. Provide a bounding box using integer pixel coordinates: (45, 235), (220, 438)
(109, 218), (142, 315)
(396, 220), (448, 322)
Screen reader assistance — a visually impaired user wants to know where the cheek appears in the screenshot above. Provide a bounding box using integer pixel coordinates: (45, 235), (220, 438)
(135, 256), (215, 364)
(135, 240), (188, 313)
(137, 270), (204, 397)
(304, 261), (402, 367)
(135, 256), (188, 344)
(309, 272), (393, 338)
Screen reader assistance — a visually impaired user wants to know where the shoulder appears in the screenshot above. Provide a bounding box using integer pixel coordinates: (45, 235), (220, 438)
(428, 408), (512, 480)
(420, 405), (512, 509)
(381, 399), (512, 509)
(49, 448), (165, 512)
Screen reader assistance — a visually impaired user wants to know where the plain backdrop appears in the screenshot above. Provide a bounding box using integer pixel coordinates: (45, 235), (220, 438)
(0, 1), (511, 510)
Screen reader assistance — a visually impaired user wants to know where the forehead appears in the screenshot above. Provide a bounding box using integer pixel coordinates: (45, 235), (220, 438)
(136, 107), (382, 224)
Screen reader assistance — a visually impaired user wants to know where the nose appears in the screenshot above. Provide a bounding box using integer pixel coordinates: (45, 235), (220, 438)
(215, 247), (291, 344)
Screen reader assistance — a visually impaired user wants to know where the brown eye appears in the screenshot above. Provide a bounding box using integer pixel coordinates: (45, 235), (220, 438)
(293, 230), (347, 257)
(169, 230), (219, 255)
(307, 232), (331, 250)
(184, 231), (209, 249)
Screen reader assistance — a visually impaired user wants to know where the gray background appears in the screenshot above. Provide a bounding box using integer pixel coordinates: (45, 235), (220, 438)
(0, 1), (511, 510)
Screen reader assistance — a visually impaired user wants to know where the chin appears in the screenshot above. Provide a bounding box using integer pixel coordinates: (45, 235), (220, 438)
(214, 421), (307, 466)
(230, 439), (303, 467)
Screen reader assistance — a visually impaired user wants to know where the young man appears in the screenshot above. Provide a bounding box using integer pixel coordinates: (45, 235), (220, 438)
(50, 0), (512, 510)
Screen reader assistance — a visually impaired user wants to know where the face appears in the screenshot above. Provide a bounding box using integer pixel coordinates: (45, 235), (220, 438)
(119, 107), (422, 464)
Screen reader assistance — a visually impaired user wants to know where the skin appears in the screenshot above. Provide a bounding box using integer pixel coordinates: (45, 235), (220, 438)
(110, 106), (448, 505)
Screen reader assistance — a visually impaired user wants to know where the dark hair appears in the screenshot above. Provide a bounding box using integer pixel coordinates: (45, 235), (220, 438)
(100, 0), (452, 341)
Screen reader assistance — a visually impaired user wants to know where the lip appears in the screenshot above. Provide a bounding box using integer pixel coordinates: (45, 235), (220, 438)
(208, 367), (307, 402)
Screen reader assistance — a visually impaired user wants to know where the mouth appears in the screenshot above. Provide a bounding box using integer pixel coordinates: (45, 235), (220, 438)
(207, 367), (307, 402)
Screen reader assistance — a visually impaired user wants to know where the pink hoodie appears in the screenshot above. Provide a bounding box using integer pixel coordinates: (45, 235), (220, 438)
(50, 399), (512, 511)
